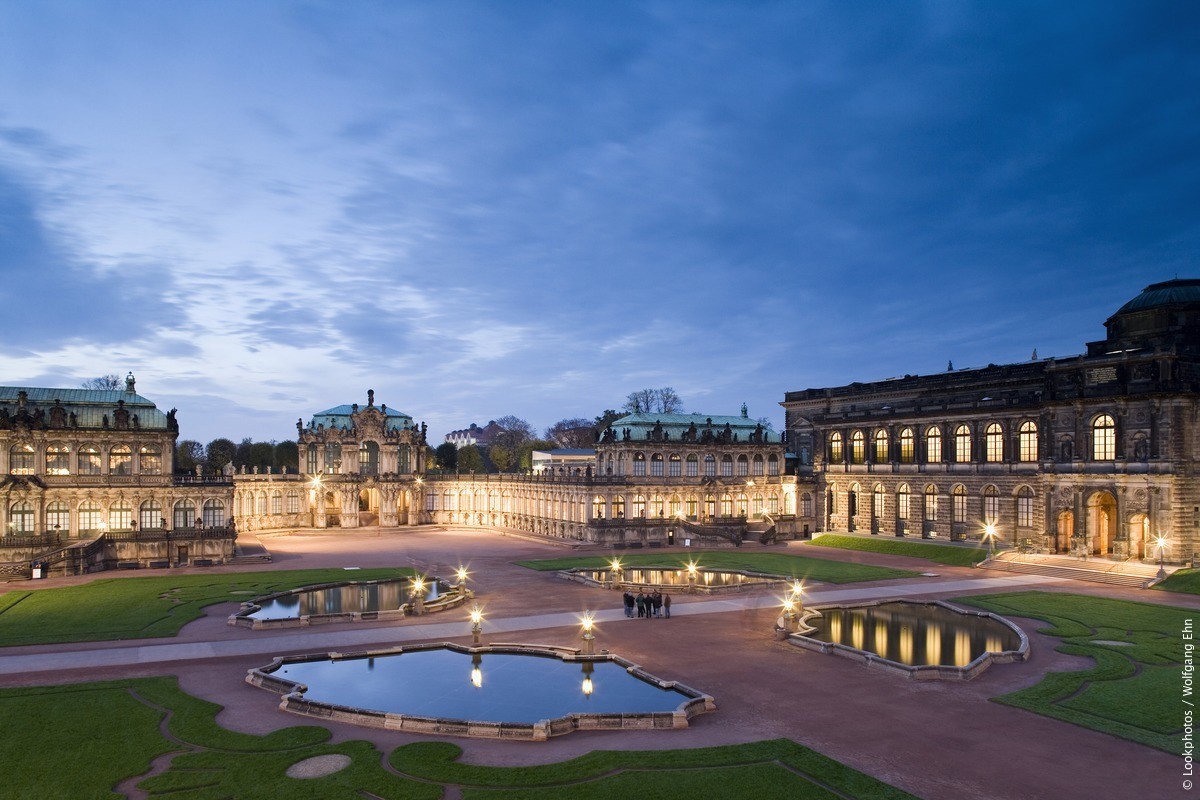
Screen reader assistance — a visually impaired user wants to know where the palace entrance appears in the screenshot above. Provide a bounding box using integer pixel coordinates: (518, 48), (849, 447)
(1086, 491), (1117, 556)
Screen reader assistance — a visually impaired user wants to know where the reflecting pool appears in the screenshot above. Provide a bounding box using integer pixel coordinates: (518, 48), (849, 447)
(245, 578), (449, 621)
(805, 602), (1022, 667)
(273, 648), (692, 723)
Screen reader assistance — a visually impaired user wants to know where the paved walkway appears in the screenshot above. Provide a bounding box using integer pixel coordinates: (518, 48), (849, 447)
(0, 573), (1067, 676)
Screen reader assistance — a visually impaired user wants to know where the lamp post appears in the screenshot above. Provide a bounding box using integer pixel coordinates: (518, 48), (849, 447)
(456, 565), (472, 598)
(580, 611), (596, 656)
(791, 579), (805, 616)
(984, 523), (998, 559)
(609, 558), (623, 590)
(685, 560), (698, 593)
(411, 575), (427, 616)
(469, 603), (484, 645)
(1155, 535), (1168, 581)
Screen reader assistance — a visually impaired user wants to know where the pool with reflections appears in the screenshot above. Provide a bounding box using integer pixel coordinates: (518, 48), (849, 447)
(245, 578), (449, 621)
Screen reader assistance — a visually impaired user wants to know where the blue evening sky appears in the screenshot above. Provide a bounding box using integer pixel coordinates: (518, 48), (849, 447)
(0, 2), (1196, 444)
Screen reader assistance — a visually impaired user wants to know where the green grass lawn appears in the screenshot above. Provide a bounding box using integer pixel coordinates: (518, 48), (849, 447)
(1154, 568), (1200, 595)
(0, 568), (411, 647)
(807, 534), (989, 566)
(513, 550), (918, 584)
(958, 591), (1192, 752)
(0, 677), (917, 800)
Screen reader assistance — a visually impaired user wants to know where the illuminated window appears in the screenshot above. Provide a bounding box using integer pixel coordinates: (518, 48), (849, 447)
(140, 445), (162, 475)
(442, 490), (455, 511)
(736, 493), (748, 516)
(851, 431), (865, 464)
(632, 495), (646, 518)
(686, 454), (698, 477)
(924, 485), (938, 521)
(271, 491), (282, 515)
(1018, 421), (1038, 462)
(985, 423), (1003, 463)
(651, 494), (664, 516)
(109, 501), (133, 531)
(633, 452), (646, 476)
(829, 432), (843, 462)
(668, 454), (681, 477)
(78, 446), (101, 475)
(899, 428), (915, 463)
(612, 496), (625, 517)
(9, 444), (34, 475)
(670, 494), (682, 516)
(324, 443), (341, 473)
(874, 430), (888, 462)
(925, 427), (942, 462)
(954, 426), (971, 462)
(1017, 487), (1034, 527)
(897, 484), (910, 520)
(873, 484), (885, 518)
(721, 494), (733, 516)
(983, 485), (999, 524)
(592, 495), (606, 519)
(651, 454), (664, 477)
(286, 492), (300, 514)
(46, 445), (70, 475)
(705, 494), (716, 518)
(952, 485), (967, 523)
(1092, 414), (1115, 460)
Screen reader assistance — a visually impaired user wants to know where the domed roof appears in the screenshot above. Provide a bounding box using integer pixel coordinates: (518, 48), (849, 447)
(1115, 279), (1200, 315)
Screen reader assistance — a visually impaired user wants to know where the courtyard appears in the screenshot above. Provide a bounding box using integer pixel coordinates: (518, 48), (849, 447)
(0, 526), (1193, 799)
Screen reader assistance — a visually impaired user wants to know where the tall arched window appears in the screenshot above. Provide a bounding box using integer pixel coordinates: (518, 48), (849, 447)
(1017, 486), (1034, 528)
(983, 485), (999, 524)
(703, 454), (716, 477)
(686, 454), (699, 477)
(1018, 421), (1038, 462)
(897, 484), (910, 520)
(1092, 414), (1116, 460)
(851, 431), (866, 464)
(736, 455), (749, 476)
(752, 454), (764, 476)
(704, 494), (716, 518)
(139, 500), (163, 529)
(985, 423), (1003, 463)
(767, 454), (779, 475)
(79, 501), (103, 532)
(110, 445), (132, 475)
(46, 444), (70, 475)
(670, 494), (683, 516)
(9, 444), (34, 475)
(873, 484), (885, 519)
(271, 491), (283, 515)
(874, 430), (888, 462)
(829, 431), (843, 462)
(612, 495), (625, 518)
(925, 427), (942, 463)
(735, 493), (748, 516)
(592, 495), (606, 519)
(324, 443), (341, 473)
(668, 454), (682, 477)
(952, 485), (967, 523)
(46, 500), (70, 532)
(721, 494), (734, 516)
(174, 500), (196, 528)
(78, 446), (101, 475)
(800, 493), (812, 517)
(651, 494), (665, 517)
(632, 495), (646, 518)
(306, 444), (318, 474)
(650, 454), (664, 477)
(202, 500), (225, 527)
(721, 455), (734, 477)
(633, 452), (646, 476)
(109, 501), (132, 530)
(139, 445), (162, 475)
(9, 501), (34, 533)
(954, 426), (972, 462)
(899, 428), (915, 463)
(924, 485), (938, 521)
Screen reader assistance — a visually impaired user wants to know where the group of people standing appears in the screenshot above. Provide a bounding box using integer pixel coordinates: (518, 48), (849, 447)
(623, 589), (671, 619)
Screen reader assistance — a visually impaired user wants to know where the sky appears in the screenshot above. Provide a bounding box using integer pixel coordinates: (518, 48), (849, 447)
(0, 1), (1197, 445)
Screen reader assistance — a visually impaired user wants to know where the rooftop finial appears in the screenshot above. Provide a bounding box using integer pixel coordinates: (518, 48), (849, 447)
(740, 402), (748, 418)
(125, 372), (136, 393)
(368, 389), (375, 406)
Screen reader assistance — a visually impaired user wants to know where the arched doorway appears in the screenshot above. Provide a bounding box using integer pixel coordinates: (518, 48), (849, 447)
(1087, 491), (1117, 556)
(847, 484), (859, 532)
(1056, 510), (1074, 554)
(358, 488), (379, 512)
(1128, 513), (1149, 559)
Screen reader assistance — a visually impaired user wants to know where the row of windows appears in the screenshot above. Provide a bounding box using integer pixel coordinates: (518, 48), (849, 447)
(828, 416), (1117, 464)
(828, 483), (1036, 526)
(236, 491), (303, 517)
(5, 499), (225, 533)
(625, 452), (781, 478)
(427, 489), (795, 518)
(8, 443), (164, 475)
(304, 443), (414, 474)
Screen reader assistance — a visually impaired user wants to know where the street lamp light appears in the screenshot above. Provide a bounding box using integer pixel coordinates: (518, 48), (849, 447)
(983, 524), (998, 558)
(1155, 535), (1169, 581)
(580, 611), (596, 655)
(411, 575), (427, 615)
(609, 558), (623, 589)
(685, 559), (699, 592)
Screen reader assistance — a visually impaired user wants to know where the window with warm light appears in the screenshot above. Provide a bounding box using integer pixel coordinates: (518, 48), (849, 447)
(9, 444), (34, 475)
(983, 485), (999, 524)
(954, 425), (971, 462)
(924, 485), (938, 520)
(851, 430), (865, 464)
(1017, 487), (1034, 527)
(46, 444), (70, 475)
(985, 423), (1003, 463)
(873, 484), (885, 518)
(46, 500), (69, 531)
(874, 430), (888, 462)
(632, 495), (646, 518)
(899, 428), (915, 463)
(78, 446), (101, 475)
(203, 499), (225, 527)
(925, 427), (942, 462)
(140, 444), (162, 474)
(897, 484), (910, 520)
(1018, 421), (1038, 462)
(1092, 414), (1116, 460)
(952, 485), (966, 522)
(829, 431), (843, 462)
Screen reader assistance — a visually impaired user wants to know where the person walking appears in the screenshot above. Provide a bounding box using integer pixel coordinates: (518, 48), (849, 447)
(663, 592), (672, 619)
(652, 590), (663, 618)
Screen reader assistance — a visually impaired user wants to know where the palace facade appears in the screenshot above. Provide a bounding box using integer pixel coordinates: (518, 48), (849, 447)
(782, 279), (1200, 561)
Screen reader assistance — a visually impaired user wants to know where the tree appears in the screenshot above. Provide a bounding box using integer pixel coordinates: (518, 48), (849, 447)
(175, 440), (204, 473)
(622, 387), (683, 415)
(492, 415), (535, 451)
(594, 409), (622, 430)
(457, 445), (485, 473)
(755, 417), (775, 431)
(434, 442), (458, 471)
(275, 441), (299, 471)
(205, 438), (236, 472)
(248, 442), (276, 471)
(234, 438), (254, 468)
(81, 374), (123, 390)
(488, 444), (516, 472)
(545, 418), (597, 448)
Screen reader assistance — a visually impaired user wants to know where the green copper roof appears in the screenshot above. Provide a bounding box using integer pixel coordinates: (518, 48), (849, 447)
(0, 386), (169, 429)
(1115, 279), (1200, 315)
(310, 403), (413, 432)
(610, 412), (779, 443)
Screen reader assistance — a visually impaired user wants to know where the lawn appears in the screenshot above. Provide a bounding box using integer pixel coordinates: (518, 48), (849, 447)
(957, 591), (1192, 752)
(1154, 568), (1200, 595)
(807, 534), (989, 566)
(0, 677), (918, 800)
(0, 568), (411, 647)
(513, 551), (918, 584)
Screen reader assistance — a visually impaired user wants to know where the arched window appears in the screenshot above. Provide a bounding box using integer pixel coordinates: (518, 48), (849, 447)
(1017, 486), (1034, 528)
(924, 485), (938, 521)
(704, 494), (716, 518)
(1092, 414), (1116, 460)
(874, 430), (888, 462)
(398, 444), (411, 474)
(592, 495), (606, 519)
(685, 454), (699, 477)
(752, 454), (764, 476)
(324, 443), (341, 473)
(736, 454), (749, 476)
(306, 444), (318, 474)
(952, 485), (967, 523)
(174, 500), (196, 528)
(650, 454), (664, 477)
(985, 423), (1003, 463)
(897, 484), (910, 520)
(668, 454), (682, 477)
(899, 428), (915, 463)
(768, 454), (780, 475)
(9, 501), (34, 533)
(1018, 421), (1038, 462)
(139, 500), (162, 529)
(925, 427), (942, 463)
(79, 501), (103, 532)
(651, 494), (665, 517)
(78, 446), (101, 475)
(632, 495), (646, 518)
(271, 491), (283, 515)
(203, 499), (225, 527)
(703, 454), (716, 477)
(873, 484), (885, 518)
(827, 484), (838, 515)
(46, 444), (70, 475)
(686, 495), (698, 517)
(612, 495), (625, 518)
(9, 444), (34, 475)
(109, 501), (132, 531)
(767, 493), (778, 514)
(670, 494), (682, 516)
(139, 445), (162, 475)
(721, 494), (733, 516)
(829, 432), (844, 462)
(736, 493), (748, 516)
(633, 452), (646, 476)
(954, 425), (972, 462)
(721, 455), (733, 477)
(46, 500), (70, 532)
(851, 431), (866, 464)
(983, 485), (999, 524)
(110, 445), (132, 475)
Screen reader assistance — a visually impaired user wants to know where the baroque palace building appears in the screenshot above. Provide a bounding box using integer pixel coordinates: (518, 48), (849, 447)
(782, 279), (1200, 562)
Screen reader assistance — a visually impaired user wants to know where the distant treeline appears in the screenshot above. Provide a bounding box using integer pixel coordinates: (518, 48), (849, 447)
(174, 438), (299, 474)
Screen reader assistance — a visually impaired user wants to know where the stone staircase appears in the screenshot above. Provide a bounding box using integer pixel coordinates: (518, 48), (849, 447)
(979, 551), (1170, 589)
(229, 539), (272, 565)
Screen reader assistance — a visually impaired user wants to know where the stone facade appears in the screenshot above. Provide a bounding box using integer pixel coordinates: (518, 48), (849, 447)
(782, 279), (1200, 563)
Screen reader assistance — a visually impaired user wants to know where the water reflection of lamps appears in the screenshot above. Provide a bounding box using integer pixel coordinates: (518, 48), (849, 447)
(580, 611), (596, 656)
(469, 603), (484, 645)
(470, 653), (483, 688)
(581, 660), (595, 697)
(411, 575), (427, 615)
